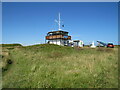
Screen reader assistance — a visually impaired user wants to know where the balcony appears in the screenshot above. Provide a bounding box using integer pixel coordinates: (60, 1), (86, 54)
(46, 35), (71, 40)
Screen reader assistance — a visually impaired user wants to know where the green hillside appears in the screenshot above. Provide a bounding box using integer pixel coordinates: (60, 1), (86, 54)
(0, 44), (22, 47)
(1, 44), (118, 88)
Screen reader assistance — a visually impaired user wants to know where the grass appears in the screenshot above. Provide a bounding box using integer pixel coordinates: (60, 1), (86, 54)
(0, 44), (22, 47)
(1, 44), (118, 88)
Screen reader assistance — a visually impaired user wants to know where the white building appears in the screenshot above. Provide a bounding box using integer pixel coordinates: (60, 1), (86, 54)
(45, 13), (84, 47)
(46, 30), (71, 46)
(68, 40), (84, 47)
(73, 40), (84, 47)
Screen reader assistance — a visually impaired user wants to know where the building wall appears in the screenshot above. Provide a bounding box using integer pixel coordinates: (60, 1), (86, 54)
(78, 41), (84, 47)
(48, 39), (84, 47)
(48, 39), (69, 46)
(68, 40), (84, 47)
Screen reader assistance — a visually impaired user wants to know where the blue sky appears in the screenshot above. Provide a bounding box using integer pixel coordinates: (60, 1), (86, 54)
(2, 2), (118, 45)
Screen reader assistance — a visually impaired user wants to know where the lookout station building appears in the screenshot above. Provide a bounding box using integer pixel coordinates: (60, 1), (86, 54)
(45, 13), (84, 47)
(45, 30), (71, 46)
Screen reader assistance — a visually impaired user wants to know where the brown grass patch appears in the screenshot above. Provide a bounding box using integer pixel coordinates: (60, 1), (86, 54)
(74, 46), (84, 51)
(48, 52), (64, 59)
(97, 47), (114, 52)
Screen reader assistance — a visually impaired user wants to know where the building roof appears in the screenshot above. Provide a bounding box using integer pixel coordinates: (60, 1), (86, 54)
(47, 30), (68, 34)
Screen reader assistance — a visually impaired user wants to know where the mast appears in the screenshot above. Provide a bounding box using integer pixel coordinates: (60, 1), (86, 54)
(58, 12), (61, 30)
(55, 13), (61, 31)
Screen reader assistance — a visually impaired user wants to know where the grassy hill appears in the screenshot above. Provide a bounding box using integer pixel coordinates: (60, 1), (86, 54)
(1, 44), (118, 88)
(0, 44), (22, 47)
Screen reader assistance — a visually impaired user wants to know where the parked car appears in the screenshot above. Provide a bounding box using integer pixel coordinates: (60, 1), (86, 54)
(107, 43), (114, 48)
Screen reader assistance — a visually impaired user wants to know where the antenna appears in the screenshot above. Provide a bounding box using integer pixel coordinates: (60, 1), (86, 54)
(55, 13), (61, 30)
(58, 12), (61, 30)
(54, 12), (62, 31)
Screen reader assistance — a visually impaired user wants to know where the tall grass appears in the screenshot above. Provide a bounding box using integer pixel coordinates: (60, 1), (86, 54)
(2, 44), (118, 88)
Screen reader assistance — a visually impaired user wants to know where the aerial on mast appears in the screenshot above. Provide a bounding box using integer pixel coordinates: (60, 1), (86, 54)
(58, 12), (61, 31)
(55, 13), (61, 31)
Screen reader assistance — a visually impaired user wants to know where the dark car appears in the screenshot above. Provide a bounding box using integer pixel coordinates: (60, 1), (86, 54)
(107, 43), (114, 48)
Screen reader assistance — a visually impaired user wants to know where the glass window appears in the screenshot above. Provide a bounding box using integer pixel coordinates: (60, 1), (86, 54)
(64, 36), (68, 38)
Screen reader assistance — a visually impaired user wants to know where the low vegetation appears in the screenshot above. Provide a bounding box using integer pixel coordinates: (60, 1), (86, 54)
(0, 44), (22, 47)
(1, 44), (118, 88)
